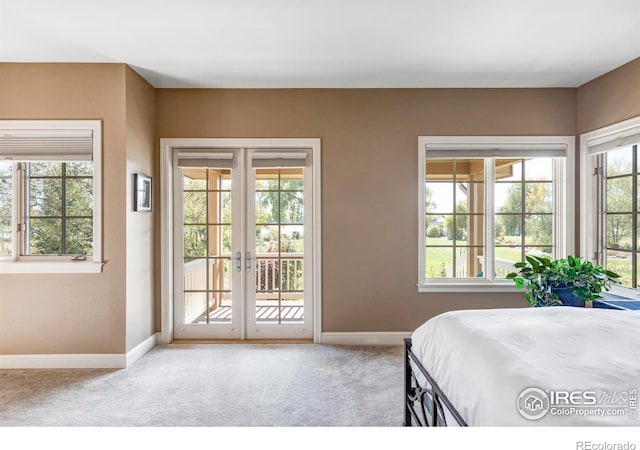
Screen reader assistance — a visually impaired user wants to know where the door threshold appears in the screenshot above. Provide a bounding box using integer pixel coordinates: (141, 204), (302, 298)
(170, 339), (314, 344)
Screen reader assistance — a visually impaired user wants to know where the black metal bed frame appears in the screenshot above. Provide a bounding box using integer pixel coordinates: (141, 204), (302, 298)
(403, 338), (468, 427)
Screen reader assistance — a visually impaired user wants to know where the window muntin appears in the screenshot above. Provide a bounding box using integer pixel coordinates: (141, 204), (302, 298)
(419, 136), (572, 289)
(600, 144), (639, 288)
(425, 158), (485, 278)
(0, 161), (12, 256)
(425, 156), (558, 281)
(494, 158), (554, 278)
(23, 162), (94, 256)
(0, 120), (101, 271)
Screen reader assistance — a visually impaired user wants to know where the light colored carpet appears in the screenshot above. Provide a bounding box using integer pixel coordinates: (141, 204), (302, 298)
(0, 344), (404, 426)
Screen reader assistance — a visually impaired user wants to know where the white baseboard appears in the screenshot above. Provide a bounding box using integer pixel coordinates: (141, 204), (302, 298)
(0, 354), (126, 369)
(125, 333), (158, 367)
(320, 332), (411, 346)
(0, 333), (160, 369)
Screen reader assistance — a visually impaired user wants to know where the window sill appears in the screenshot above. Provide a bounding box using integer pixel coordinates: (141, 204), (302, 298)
(0, 259), (104, 274)
(603, 286), (640, 300)
(417, 281), (521, 293)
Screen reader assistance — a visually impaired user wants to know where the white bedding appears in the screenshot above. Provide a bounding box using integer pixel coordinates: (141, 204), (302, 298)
(411, 307), (640, 426)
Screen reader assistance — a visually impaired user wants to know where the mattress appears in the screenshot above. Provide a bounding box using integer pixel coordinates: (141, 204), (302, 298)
(411, 307), (640, 426)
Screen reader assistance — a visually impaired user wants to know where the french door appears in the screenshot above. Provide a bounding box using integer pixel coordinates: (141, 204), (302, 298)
(173, 147), (314, 340)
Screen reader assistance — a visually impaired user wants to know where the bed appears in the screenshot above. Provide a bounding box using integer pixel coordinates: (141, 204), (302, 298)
(403, 307), (640, 426)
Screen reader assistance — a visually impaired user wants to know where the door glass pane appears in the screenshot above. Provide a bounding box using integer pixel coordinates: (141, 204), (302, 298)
(280, 258), (303, 291)
(208, 225), (232, 255)
(209, 291), (232, 323)
(209, 258), (231, 291)
(255, 170), (279, 190)
(183, 225), (207, 257)
(183, 169), (207, 190)
(256, 226), (279, 254)
(280, 294), (304, 323)
(280, 168), (304, 190)
(182, 164), (235, 326)
(255, 192), (279, 223)
(254, 167), (306, 325)
(183, 191), (207, 224)
(281, 225), (303, 254)
(255, 294), (279, 323)
(184, 258), (207, 291)
(183, 292), (207, 324)
(256, 258), (279, 292)
(280, 191), (304, 224)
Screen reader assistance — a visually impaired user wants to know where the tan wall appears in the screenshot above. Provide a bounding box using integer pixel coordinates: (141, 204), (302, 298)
(577, 57), (640, 134)
(0, 63), (127, 354)
(125, 67), (156, 352)
(157, 88), (577, 332)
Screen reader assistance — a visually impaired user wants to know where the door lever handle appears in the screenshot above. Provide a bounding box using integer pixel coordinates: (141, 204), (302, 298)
(235, 251), (242, 272)
(246, 251), (252, 272)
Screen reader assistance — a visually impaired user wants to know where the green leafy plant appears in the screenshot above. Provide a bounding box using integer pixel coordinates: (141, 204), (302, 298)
(505, 255), (621, 307)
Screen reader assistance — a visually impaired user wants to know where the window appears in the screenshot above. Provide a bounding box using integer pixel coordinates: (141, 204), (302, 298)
(581, 116), (640, 293)
(0, 120), (102, 273)
(419, 136), (574, 292)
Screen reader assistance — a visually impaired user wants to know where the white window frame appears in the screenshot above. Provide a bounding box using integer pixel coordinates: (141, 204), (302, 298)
(580, 115), (640, 297)
(0, 120), (103, 274)
(418, 136), (575, 292)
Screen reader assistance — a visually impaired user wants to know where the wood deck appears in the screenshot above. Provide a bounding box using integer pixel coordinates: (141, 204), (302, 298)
(193, 304), (304, 324)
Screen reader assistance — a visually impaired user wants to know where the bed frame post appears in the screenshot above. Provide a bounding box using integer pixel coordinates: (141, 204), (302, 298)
(403, 338), (413, 426)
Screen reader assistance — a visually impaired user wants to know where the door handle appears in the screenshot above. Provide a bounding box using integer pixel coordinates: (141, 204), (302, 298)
(246, 251), (252, 272)
(235, 251), (242, 272)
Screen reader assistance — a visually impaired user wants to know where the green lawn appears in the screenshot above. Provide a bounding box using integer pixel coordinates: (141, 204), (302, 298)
(425, 237), (636, 285)
(425, 238), (540, 278)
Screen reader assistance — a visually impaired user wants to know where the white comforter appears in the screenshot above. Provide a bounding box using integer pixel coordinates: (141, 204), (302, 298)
(411, 307), (640, 426)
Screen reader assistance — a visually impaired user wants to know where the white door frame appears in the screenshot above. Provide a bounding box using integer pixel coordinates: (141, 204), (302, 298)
(159, 138), (322, 343)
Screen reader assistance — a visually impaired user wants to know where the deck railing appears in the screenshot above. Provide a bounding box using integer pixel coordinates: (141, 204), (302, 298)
(445, 256), (516, 278)
(182, 253), (304, 315)
(184, 259), (208, 322)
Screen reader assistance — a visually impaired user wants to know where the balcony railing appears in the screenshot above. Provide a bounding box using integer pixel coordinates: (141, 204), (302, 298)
(445, 256), (516, 278)
(182, 253), (304, 323)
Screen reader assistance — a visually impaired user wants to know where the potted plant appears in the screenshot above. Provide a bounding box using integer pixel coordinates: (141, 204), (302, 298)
(506, 255), (621, 307)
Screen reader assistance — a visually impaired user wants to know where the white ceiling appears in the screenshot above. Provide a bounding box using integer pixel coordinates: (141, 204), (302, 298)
(1, 0), (639, 88)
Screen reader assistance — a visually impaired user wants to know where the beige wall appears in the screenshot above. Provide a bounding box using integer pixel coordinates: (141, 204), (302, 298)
(0, 63), (127, 354)
(577, 57), (640, 134)
(5, 58), (634, 348)
(157, 88), (577, 332)
(125, 67), (156, 352)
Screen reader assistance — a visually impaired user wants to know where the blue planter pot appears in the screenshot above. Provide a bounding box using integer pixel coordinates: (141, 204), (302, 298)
(554, 285), (585, 307)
